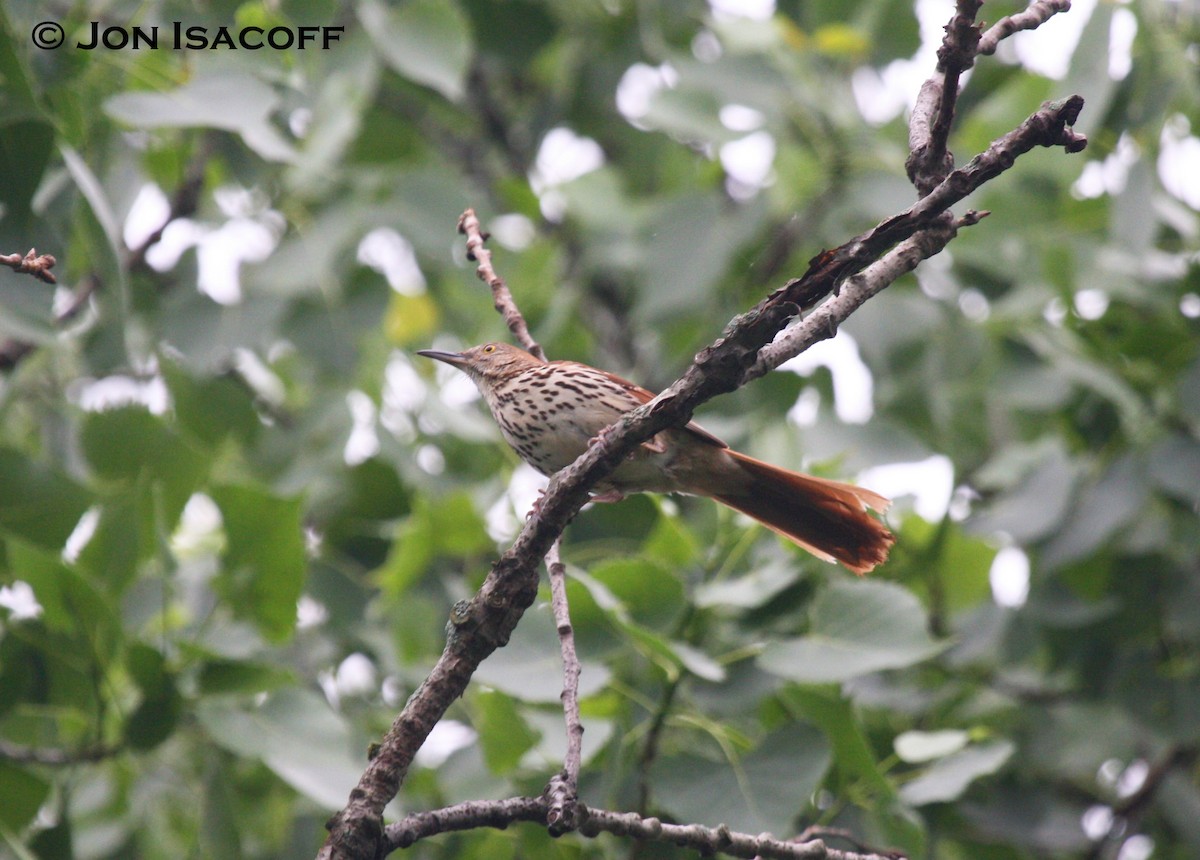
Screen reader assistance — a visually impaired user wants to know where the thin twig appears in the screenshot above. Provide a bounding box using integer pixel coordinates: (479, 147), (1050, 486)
(457, 208), (545, 361)
(126, 143), (210, 274)
(979, 0), (1074, 56)
(751, 211), (983, 378)
(784, 94), (1083, 321)
(0, 249), (57, 284)
(908, 1), (1073, 195)
(794, 825), (904, 860)
(385, 795), (901, 859)
(546, 539), (583, 833)
(0, 272), (97, 371)
(1082, 746), (1199, 860)
(0, 739), (122, 765)
(907, 1), (982, 195)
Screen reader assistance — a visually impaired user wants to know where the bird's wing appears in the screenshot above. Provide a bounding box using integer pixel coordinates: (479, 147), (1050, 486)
(583, 364), (729, 451)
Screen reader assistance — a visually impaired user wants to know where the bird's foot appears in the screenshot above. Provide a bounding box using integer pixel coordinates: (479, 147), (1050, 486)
(591, 422), (665, 455)
(526, 488), (547, 520)
(589, 423), (620, 449)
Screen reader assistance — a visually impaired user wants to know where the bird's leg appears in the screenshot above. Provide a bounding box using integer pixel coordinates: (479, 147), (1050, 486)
(526, 485), (622, 519)
(590, 421), (666, 455)
(589, 422), (621, 450)
(588, 489), (626, 503)
(585, 422), (635, 503)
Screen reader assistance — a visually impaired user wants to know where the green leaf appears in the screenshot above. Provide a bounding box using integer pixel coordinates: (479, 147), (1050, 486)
(197, 689), (363, 809)
(638, 191), (767, 319)
(59, 144), (128, 313)
(1023, 329), (1152, 437)
(197, 659), (296, 696)
(104, 73), (297, 162)
(782, 685), (894, 795)
(1062, 2), (1116, 137)
(694, 559), (804, 611)
(619, 621), (727, 682)
(210, 485), (306, 642)
(899, 740), (1014, 806)
(473, 689), (540, 774)
(642, 87), (737, 144)
(75, 496), (143, 594)
(80, 405), (210, 529)
(1025, 704), (1147, 782)
(642, 511), (700, 567)
(900, 516), (995, 612)
(6, 540), (120, 658)
(589, 557), (684, 630)
(1042, 455), (1148, 568)
(124, 681), (180, 748)
(81, 406), (169, 481)
(160, 290), (289, 371)
(970, 440), (1079, 544)
(651, 724), (831, 835)
(359, 0), (472, 101)
(1150, 435), (1200, 506)
(287, 48), (379, 196)
(0, 16), (53, 219)
(161, 359), (261, 450)
(124, 643), (182, 751)
(472, 603), (611, 703)
(759, 579), (945, 684)
(0, 449), (92, 549)
(861, 0), (922, 64)
(374, 492), (488, 597)
(0, 264), (56, 343)
(282, 275), (393, 373)
(0, 761), (50, 831)
(784, 687), (926, 854)
(428, 492), (491, 556)
(374, 508), (434, 598)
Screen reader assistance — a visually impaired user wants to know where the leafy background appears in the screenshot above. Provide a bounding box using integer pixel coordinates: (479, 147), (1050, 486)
(1, 0), (1198, 858)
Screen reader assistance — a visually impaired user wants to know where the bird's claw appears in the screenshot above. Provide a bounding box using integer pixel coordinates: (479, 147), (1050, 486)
(526, 489), (547, 520)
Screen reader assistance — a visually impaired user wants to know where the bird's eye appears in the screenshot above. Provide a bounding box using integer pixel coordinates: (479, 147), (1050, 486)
(483, 344), (495, 353)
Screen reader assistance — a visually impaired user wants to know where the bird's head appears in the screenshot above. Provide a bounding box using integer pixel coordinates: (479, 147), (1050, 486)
(417, 342), (543, 383)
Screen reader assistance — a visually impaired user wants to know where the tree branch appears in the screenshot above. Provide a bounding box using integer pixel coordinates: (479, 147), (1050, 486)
(907, 1), (1075, 194)
(457, 208), (545, 361)
(907, 0), (983, 195)
(0, 738), (122, 766)
(978, 0), (1074, 56)
(750, 213), (973, 379)
(126, 143), (209, 274)
(1082, 746), (1200, 860)
(0, 249), (57, 284)
(321, 7), (1088, 857)
(545, 539), (583, 834)
(385, 795), (902, 860)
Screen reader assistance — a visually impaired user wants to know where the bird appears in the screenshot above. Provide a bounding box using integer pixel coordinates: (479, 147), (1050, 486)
(417, 342), (893, 573)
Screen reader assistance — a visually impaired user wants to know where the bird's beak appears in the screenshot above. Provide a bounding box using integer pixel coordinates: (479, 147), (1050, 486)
(416, 349), (469, 368)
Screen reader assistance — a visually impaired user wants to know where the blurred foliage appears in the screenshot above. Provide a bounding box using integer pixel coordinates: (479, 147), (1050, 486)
(0, 0), (1198, 858)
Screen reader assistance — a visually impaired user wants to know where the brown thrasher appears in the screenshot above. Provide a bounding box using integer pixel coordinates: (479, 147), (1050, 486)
(418, 342), (894, 573)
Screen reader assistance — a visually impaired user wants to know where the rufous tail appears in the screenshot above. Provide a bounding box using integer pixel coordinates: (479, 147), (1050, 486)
(711, 450), (894, 574)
